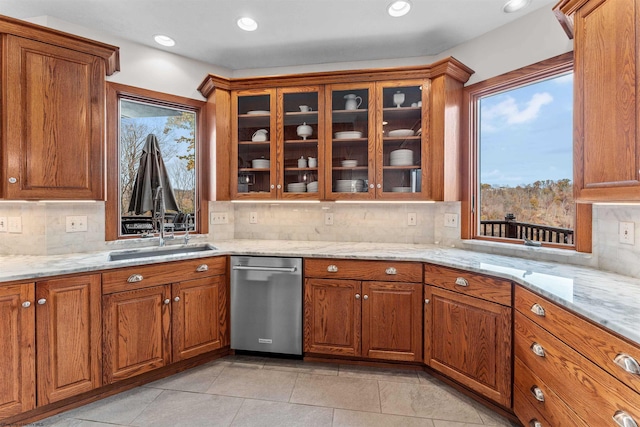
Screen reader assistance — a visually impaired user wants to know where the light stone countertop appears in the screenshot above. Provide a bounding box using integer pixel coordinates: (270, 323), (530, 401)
(1, 239), (639, 347)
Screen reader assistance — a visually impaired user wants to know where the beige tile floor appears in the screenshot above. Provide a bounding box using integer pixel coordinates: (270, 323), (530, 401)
(30, 355), (519, 427)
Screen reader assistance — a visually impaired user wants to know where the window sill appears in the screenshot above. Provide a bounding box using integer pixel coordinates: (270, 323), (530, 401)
(460, 239), (597, 269)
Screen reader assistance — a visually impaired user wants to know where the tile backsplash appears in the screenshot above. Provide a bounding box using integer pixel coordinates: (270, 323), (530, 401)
(1, 200), (640, 280)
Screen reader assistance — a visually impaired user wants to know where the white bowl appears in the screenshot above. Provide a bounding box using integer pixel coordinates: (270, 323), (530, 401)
(388, 129), (415, 137)
(251, 159), (270, 168)
(334, 131), (363, 139)
(341, 160), (358, 167)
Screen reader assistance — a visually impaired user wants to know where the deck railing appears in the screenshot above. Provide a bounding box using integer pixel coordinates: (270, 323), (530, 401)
(480, 215), (574, 245)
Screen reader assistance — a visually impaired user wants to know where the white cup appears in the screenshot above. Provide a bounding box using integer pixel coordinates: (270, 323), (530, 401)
(308, 157), (317, 167)
(299, 105), (312, 112)
(298, 156), (308, 168)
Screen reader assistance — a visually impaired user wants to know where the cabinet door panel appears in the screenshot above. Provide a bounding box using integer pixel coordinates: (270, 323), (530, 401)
(36, 274), (101, 405)
(362, 281), (422, 361)
(424, 286), (512, 407)
(103, 285), (171, 383)
(0, 283), (35, 418)
(172, 276), (223, 361)
(304, 278), (361, 356)
(4, 35), (104, 199)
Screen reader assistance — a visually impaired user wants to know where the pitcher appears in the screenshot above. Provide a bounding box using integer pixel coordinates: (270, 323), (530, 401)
(344, 94), (363, 110)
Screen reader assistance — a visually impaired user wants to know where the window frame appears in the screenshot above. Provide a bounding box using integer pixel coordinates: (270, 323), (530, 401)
(105, 82), (209, 241)
(461, 52), (592, 253)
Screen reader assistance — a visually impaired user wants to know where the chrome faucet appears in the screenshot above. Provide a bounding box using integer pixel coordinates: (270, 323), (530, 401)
(183, 214), (191, 245)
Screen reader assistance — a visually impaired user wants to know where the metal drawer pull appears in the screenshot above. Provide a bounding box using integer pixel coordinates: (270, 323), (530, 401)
(37, 298), (46, 305)
(174, 297), (180, 302)
(614, 354), (640, 375)
(355, 293), (361, 299)
(529, 420), (543, 427)
(530, 303), (546, 317)
(385, 267), (397, 275)
(530, 386), (545, 402)
(127, 274), (144, 283)
(21, 301), (31, 308)
(613, 410), (638, 427)
(232, 265), (297, 273)
(327, 265), (338, 273)
(8, 177), (17, 184)
(455, 277), (469, 287)
(363, 295), (369, 300)
(163, 298), (170, 305)
(531, 342), (546, 357)
(425, 299), (430, 304)
(196, 264), (209, 272)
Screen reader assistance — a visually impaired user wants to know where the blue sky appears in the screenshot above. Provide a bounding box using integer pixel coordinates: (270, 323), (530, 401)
(479, 73), (573, 187)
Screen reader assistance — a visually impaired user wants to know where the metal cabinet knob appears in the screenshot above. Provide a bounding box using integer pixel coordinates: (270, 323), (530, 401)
(530, 386), (545, 402)
(369, 183), (374, 189)
(21, 301), (31, 308)
(385, 267), (397, 275)
(376, 183), (382, 189)
(355, 293), (361, 299)
(37, 298), (46, 305)
(277, 184), (282, 189)
(614, 354), (640, 375)
(455, 277), (469, 287)
(363, 295), (369, 300)
(424, 299), (430, 304)
(327, 264), (338, 272)
(8, 177), (17, 184)
(163, 298), (170, 305)
(613, 410), (638, 427)
(270, 184), (275, 189)
(127, 274), (144, 283)
(174, 297), (180, 302)
(196, 264), (209, 272)
(529, 420), (543, 427)
(530, 303), (546, 317)
(531, 342), (546, 357)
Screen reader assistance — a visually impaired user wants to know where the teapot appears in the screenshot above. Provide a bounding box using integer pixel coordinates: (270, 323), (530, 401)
(344, 94), (363, 110)
(251, 128), (268, 142)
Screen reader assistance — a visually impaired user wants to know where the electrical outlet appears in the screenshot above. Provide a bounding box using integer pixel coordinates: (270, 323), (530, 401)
(249, 212), (258, 224)
(66, 216), (88, 233)
(325, 213), (334, 225)
(444, 213), (459, 228)
(8, 216), (22, 233)
(0, 217), (6, 232)
(407, 213), (417, 226)
(210, 212), (229, 224)
(619, 221), (635, 245)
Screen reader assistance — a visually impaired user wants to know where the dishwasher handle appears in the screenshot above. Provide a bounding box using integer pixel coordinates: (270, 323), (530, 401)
(232, 265), (298, 273)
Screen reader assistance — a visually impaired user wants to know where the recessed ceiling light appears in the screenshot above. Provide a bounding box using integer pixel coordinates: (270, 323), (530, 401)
(502, 0), (531, 13)
(237, 17), (258, 31)
(388, 0), (412, 17)
(153, 34), (175, 47)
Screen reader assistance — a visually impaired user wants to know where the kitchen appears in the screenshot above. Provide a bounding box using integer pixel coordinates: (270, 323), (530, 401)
(1, 0), (640, 426)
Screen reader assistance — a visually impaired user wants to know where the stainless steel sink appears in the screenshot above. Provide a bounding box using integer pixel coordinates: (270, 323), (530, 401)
(108, 244), (218, 261)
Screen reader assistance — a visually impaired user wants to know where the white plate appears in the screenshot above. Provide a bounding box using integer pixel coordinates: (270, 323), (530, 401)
(388, 129), (415, 137)
(341, 160), (358, 167)
(390, 159), (414, 166)
(246, 110), (270, 115)
(392, 186), (412, 192)
(334, 131), (363, 139)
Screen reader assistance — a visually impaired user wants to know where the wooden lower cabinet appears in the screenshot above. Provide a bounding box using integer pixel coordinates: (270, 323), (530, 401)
(304, 278), (422, 362)
(0, 283), (35, 418)
(424, 285), (512, 408)
(36, 275), (102, 405)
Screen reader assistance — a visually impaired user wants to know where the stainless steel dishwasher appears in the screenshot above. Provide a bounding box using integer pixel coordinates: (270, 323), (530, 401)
(230, 256), (303, 355)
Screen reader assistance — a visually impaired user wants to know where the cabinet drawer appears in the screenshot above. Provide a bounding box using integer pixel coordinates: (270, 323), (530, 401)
(514, 357), (588, 427)
(515, 286), (640, 394)
(513, 385), (552, 427)
(305, 258), (422, 282)
(102, 256), (226, 294)
(423, 264), (511, 306)
(515, 313), (640, 426)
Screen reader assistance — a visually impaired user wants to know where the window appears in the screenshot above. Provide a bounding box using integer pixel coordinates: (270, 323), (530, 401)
(462, 52), (591, 251)
(105, 83), (208, 240)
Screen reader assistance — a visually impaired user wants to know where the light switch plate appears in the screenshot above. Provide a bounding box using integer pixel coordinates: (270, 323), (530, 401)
(444, 213), (458, 228)
(8, 216), (22, 233)
(211, 212), (229, 224)
(66, 216), (88, 233)
(619, 221), (635, 245)
(0, 217), (7, 232)
(249, 212), (258, 224)
(325, 213), (334, 225)
(407, 213), (417, 226)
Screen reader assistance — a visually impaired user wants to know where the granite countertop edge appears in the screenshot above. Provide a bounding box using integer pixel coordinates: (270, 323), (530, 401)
(1, 239), (638, 347)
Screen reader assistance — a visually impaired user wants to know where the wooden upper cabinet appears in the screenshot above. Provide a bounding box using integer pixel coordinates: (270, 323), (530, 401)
(0, 16), (119, 200)
(555, 0), (640, 200)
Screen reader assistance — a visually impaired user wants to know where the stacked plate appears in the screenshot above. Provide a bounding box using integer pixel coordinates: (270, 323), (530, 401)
(307, 181), (318, 193)
(389, 149), (413, 166)
(335, 179), (364, 193)
(392, 186), (412, 193)
(251, 158), (270, 168)
(341, 159), (358, 167)
(335, 131), (362, 139)
(287, 182), (307, 193)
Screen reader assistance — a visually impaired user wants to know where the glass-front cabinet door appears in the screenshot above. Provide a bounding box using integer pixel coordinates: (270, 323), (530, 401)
(325, 83), (375, 200)
(232, 89), (276, 199)
(376, 80), (428, 199)
(277, 87), (324, 199)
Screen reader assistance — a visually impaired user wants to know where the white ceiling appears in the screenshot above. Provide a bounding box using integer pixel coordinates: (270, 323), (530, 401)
(0, 0), (557, 70)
